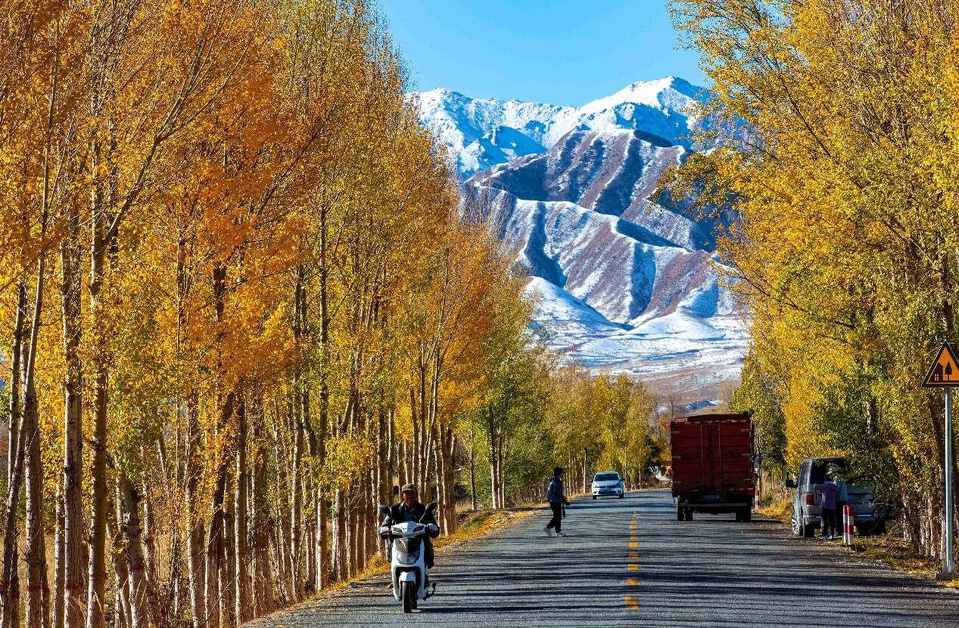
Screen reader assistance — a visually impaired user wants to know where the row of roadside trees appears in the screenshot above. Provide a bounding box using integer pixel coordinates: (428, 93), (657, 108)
(669, 0), (959, 559)
(0, 1), (666, 626)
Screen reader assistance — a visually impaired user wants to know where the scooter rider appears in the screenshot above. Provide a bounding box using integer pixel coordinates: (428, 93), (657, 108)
(380, 484), (440, 567)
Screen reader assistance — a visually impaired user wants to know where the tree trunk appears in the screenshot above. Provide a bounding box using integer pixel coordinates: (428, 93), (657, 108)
(316, 200), (331, 591)
(446, 428), (457, 533)
(54, 484), (65, 628)
(204, 392), (234, 628)
(140, 463), (159, 624)
(488, 422), (499, 510)
(469, 429), (477, 512)
(290, 410), (304, 597)
(7, 282), (24, 490)
(17, 251), (47, 628)
(185, 393), (205, 628)
(251, 411), (273, 618)
(0, 385), (26, 628)
(24, 353), (49, 628)
(118, 474), (147, 628)
(87, 130), (109, 628)
(219, 484), (235, 628)
(110, 525), (130, 628)
(235, 398), (249, 624)
(582, 449), (588, 495)
(61, 198), (85, 628)
(204, 517), (222, 628)
(498, 434), (506, 508)
(345, 491), (355, 579)
(333, 489), (345, 581)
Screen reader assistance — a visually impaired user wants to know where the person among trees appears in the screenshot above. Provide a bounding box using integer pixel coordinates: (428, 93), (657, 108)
(815, 469), (840, 540)
(544, 467), (570, 537)
(380, 484), (440, 567)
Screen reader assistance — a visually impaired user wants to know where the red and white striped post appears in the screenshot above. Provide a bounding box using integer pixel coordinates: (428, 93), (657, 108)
(843, 505), (854, 546)
(754, 485), (760, 510)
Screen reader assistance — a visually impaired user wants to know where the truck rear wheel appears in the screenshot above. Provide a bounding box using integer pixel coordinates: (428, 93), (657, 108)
(676, 503), (684, 521)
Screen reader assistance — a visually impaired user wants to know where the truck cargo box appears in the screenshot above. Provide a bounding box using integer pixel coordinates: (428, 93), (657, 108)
(670, 412), (755, 521)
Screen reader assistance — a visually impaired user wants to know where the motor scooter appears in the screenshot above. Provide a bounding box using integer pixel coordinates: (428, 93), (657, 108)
(378, 502), (438, 613)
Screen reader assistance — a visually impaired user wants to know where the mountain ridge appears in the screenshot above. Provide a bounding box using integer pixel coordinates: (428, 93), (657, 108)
(410, 76), (707, 178)
(413, 78), (745, 397)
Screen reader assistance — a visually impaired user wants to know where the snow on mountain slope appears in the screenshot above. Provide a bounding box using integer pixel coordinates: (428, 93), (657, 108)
(410, 77), (706, 178)
(472, 128), (714, 249)
(413, 77), (746, 393)
(476, 187), (715, 325)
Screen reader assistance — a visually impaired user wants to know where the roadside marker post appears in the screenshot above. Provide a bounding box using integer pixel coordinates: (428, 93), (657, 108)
(843, 505), (854, 546)
(922, 342), (959, 577)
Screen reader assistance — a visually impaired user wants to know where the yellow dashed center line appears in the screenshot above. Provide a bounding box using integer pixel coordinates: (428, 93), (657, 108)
(625, 515), (641, 609)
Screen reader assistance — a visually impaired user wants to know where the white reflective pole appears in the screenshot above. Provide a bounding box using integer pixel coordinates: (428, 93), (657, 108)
(946, 386), (955, 574)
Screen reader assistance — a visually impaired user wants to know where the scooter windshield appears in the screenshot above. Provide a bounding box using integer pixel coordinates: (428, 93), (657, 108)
(394, 537), (422, 556)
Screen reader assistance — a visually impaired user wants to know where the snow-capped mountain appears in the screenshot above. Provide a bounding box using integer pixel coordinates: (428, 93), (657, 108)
(410, 76), (705, 178)
(412, 78), (746, 396)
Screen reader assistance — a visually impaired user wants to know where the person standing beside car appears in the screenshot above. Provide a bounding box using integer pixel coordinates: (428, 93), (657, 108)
(545, 467), (570, 537)
(815, 470), (840, 539)
(835, 471), (850, 533)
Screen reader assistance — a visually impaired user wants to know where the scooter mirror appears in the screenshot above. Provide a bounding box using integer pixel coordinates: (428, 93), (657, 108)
(378, 505), (390, 517)
(426, 502), (438, 514)
(392, 485), (400, 496)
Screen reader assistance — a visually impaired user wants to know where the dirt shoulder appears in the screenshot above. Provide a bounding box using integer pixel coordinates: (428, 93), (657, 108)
(758, 496), (955, 588)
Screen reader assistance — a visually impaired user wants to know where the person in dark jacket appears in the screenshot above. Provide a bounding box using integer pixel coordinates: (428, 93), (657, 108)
(544, 467), (570, 537)
(815, 470), (840, 540)
(380, 484), (440, 567)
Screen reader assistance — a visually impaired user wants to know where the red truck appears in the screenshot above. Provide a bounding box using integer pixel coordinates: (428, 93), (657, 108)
(670, 412), (755, 522)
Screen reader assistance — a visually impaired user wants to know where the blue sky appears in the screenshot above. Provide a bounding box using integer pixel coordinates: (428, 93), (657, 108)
(379, 0), (705, 106)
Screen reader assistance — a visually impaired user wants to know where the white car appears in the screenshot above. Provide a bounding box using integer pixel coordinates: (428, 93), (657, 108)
(592, 472), (625, 499)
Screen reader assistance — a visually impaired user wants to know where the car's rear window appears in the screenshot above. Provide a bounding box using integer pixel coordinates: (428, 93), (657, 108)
(811, 459), (848, 484)
(594, 473), (620, 482)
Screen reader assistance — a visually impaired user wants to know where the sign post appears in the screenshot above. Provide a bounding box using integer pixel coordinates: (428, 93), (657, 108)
(923, 341), (959, 577)
(948, 385), (954, 575)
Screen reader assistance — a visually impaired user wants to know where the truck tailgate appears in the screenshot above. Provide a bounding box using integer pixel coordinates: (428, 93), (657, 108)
(671, 415), (754, 497)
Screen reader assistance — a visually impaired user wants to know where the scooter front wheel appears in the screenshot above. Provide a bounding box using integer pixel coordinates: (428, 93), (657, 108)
(401, 580), (414, 613)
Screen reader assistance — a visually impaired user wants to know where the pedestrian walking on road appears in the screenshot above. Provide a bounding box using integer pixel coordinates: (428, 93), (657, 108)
(545, 467), (570, 537)
(815, 470), (840, 539)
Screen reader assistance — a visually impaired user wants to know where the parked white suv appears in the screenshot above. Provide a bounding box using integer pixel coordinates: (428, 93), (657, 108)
(591, 472), (625, 499)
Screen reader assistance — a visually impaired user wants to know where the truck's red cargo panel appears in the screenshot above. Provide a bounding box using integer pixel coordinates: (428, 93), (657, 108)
(671, 414), (754, 498)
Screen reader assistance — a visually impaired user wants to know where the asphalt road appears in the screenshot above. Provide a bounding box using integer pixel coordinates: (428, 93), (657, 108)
(249, 490), (959, 627)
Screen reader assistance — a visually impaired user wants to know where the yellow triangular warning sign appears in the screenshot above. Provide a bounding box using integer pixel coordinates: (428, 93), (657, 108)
(923, 342), (959, 387)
